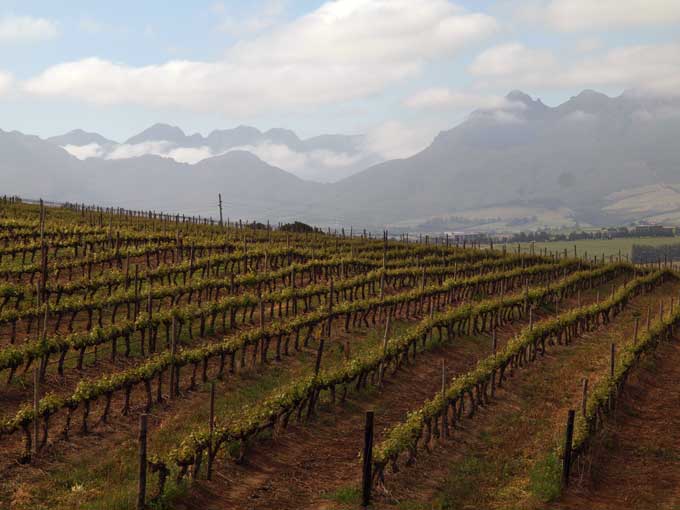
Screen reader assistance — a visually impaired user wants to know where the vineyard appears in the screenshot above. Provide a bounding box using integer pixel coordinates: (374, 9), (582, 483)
(0, 197), (678, 510)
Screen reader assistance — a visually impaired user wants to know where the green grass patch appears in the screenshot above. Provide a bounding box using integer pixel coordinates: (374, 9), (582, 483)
(528, 451), (562, 503)
(321, 486), (362, 505)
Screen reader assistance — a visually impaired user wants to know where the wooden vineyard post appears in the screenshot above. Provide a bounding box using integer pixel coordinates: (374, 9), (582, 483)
(169, 317), (177, 400)
(646, 305), (651, 331)
(207, 381), (216, 480)
(633, 317), (639, 345)
(33, 367), (39, 456)
(610, 343), (616, 378)
(581, 378), (588, 416)
(378, 315), (391, 386)
(218, 193), (223, 227)
(562, 410), (575, 487)
(492, 327), (498, 355)
(327, 278), (334, 337)
(314, 335), (325, 376)
(441, 360), (448, 438)
(137, 414), (148, 510)
(361, 411), (374, 507)
(148, 287), (154, 352)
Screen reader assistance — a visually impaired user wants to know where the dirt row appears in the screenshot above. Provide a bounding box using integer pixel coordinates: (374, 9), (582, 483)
(170, 277), (636, 509)
(551, 336), (680, 509)
(359, 279), (680, 510)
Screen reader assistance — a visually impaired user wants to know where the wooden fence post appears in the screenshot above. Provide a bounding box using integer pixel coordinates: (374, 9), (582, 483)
(361, 411), (374, 507)
(581, 378), (588, 416)
(137, 414), (148, 510)
(169, 317), (177, 400)
(610, 343), (616, 378)
(562, 409), (575, 487)
(314, 336), (325, 376)
(207, 382), (216, 480)
(33, 367), (39, 455)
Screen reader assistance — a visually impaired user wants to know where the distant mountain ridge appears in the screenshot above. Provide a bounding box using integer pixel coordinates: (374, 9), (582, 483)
(122, 122), (368, 156)
(4, 89), (680, 230)
(46, 123), (380, 183)
(318, 88), (680, 226)
(47, 129), (118, 147)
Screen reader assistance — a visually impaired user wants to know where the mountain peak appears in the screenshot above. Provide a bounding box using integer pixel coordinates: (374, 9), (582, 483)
(558, 89), (612, 115)
(46, 129), (117, 147)
(126, 123), (186, 144)
(506, 90), (533, 104)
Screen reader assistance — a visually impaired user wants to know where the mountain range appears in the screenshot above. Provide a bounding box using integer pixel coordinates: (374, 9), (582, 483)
(49, 124), (381, 183)
(3, 88), (680, 231)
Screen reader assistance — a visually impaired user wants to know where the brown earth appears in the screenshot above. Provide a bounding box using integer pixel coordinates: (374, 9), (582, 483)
(550, 338), (680, 510)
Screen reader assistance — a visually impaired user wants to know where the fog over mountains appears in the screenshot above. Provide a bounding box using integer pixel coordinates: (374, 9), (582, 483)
(52, 124), (381, 183)
(2, 89), (680, 231)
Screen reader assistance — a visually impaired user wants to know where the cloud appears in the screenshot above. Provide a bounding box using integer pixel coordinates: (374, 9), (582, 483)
(405, 88), (519, 110)
(106, 141), (174, 160)
(574, 36), (603, 53)
(225, 141), (368, 181)
(469, 42), (555, 78)
(166, 146), (217, 164)
(365, 121), (435, 160)
(0, 71), (13, 95)
(563, 110), (597, 122)
(61, 143), (105, 159)
(65, 140), (213, 164)
(60, 139), (377, 181)
(23, 0), (497, 115)
(537, 0), (680, 31)
(98, 141), (213, 165)
(0, 15), (58, 42)
(469, 42), (680, 96)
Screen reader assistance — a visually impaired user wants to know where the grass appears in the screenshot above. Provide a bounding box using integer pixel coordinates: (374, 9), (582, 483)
(321, 486), (362, 505)
(528, 451), (562, 503)
(512, 237), (680, 260)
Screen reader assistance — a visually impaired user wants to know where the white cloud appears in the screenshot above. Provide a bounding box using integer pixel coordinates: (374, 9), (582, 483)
(106, 141), (174, 160)
(23, 0), (497, 115)
(574, 36), (603, 53)
(541, 0), (680, 31)
(106, 142), (214, 164)
(0, 15), (58, 42)
(0, 71), (13, 95)
(60, 139), (376, 181)
(469, 42), (555, 78)
(405, 88), (519, 110)
(225, 141), (368, 181)
(469, 42), (680, 96)
(165, 146), (215, 164)
(563, 110), (596, 122)
(365, 121), (435, 160)
(62, 143), (105, 159)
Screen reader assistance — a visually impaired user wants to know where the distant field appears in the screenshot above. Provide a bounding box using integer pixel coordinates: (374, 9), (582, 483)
(510, 237), (680, 259)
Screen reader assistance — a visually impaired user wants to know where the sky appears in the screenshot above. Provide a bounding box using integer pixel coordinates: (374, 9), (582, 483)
(0, 0), (678, 153)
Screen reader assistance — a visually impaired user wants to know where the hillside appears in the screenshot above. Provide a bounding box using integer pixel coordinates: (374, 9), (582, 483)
(321, 89), (680, 227)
